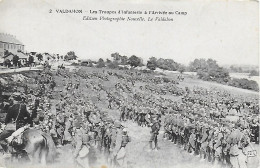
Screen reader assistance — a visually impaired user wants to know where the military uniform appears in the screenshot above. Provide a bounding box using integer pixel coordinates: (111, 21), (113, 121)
(227, 127), (246, 168)
(55, 112), (65, 145)
(0, 97), (32, 153)
(5, 103), (32, 129)
(116, 129), (131, 168)
(149, 118), (160, 151)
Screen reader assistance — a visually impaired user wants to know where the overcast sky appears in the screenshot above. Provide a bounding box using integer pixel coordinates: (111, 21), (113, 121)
(0, 0), (258, 66)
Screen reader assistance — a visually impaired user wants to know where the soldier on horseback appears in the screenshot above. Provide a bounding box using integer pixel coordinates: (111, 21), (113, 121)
(0, 92), (32, 156)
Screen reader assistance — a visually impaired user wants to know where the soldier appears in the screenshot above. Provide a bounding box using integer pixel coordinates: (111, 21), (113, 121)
(115, 128), (131, 168)
(227, 123), (246, 168)
(188, 127), (196, 154)
(110, 120), (122, 167)
(0, 93), (32, 155)
(250, 118), (259, 144)
(86, 124), (98, 167)
(63, 116), (73, 145)
(73, 121), (89, 168)
(148, 115), (161, 151)
(55, 110), (65, 146)
(199, 123), (209, 161)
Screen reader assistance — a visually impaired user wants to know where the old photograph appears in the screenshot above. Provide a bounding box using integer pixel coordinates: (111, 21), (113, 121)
(0, 0), (259, 168)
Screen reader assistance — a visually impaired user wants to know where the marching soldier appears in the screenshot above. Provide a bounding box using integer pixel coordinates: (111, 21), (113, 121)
(149, 115), (161, 151)
(115, 128), (131, 168)
(73, 121), (89, 168)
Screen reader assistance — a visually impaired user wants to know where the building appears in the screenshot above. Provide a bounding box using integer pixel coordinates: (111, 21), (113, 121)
(0, 33), (25, 58)
(80, 59), (93, 66)
(3, 51), (28, 66)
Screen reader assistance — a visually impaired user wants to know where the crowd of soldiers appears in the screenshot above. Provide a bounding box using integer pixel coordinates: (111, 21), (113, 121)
(0, 65), (259, 168)
(162, 88), (259, 168)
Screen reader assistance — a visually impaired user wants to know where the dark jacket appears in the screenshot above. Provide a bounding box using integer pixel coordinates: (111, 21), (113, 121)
(5, 103), (32, 129)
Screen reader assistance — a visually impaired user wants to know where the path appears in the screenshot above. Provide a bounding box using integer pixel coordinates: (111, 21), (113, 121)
(123, 120), (214, 168)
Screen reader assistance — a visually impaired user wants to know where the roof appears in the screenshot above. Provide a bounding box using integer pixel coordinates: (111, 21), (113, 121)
(17, 51), (28, 59)
(3, 51), (14, 58)
(3, 51), (27, 59)
(0, 33), (23, 45)
(3, 54), (14, 60)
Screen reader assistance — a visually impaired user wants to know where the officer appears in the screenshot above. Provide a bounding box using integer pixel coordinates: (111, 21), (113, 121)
(6, 93), (32, 129)
(0, 93), (32, 153)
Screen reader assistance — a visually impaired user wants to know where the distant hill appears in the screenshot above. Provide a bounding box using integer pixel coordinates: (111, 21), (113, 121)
(222, 64), (259, 73)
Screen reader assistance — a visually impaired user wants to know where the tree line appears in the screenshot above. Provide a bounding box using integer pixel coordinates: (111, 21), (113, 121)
(76, 52), (259, 92)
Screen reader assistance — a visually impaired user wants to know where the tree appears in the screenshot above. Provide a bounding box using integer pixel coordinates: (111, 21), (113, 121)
(96, 58), (106, 68)
(64, 55), (69, 61)
(189, 59), (208, 72)
(147, 57), (157, 70)
(249, 70), (259, 76)
(111, 53), (128, 65)
(155, 58), (179, 71)
(128, 55), (142, 68)
(106, 59), (112, 63)
(36, 54), (43, 61)
(121, 56), (128, 65)
(66, 51), (77, 60)
(228, 78), (259, 91)
(189, 58), (230, 83)
(178, 65), (186, 74)
(111, 52), (121, 62)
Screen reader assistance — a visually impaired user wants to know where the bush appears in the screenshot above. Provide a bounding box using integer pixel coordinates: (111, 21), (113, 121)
(197, 67), (229, 83)
(147, 61), (156, 70)
(228, 78), (259, 91)
(249, 70), (259, 76)
(162, 77), (171, 83)
(71, 62), (79, 66)
(96, 58), (106, 68)
(107, 62), (119, 69)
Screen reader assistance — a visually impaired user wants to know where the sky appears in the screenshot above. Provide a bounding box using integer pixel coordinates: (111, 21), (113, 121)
(0, 0), (259, 66)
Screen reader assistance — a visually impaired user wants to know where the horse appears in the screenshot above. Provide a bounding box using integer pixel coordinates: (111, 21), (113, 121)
(11, 128), (56, 165)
